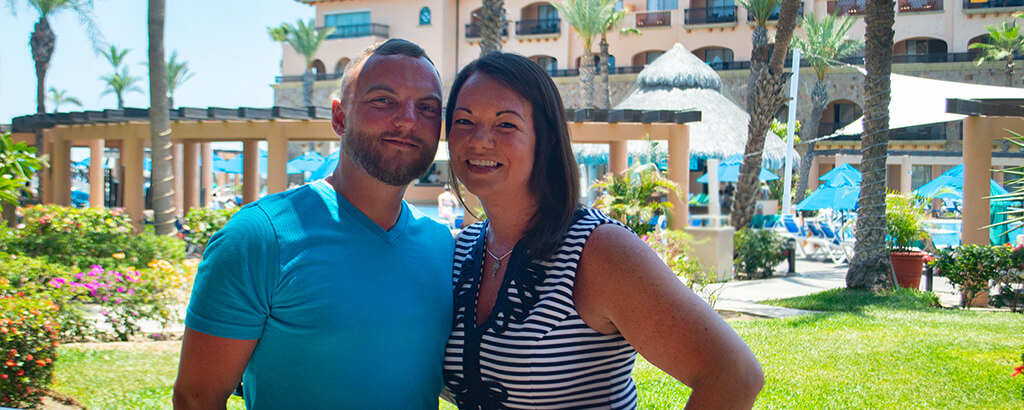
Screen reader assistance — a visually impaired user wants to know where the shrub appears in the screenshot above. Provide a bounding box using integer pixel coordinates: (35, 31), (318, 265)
(592, 163), (679, 236)
(0, 291), (61, 408)
(183, 207), (237, 253)
(0, 255), (91, 341)
(885, 193), (929, 252)
(931, 244), (1007, 309)
(643, 229), (718, 306)
(734, 228), (786, 279)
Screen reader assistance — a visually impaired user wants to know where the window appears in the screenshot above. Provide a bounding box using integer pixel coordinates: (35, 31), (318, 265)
(644, 51), (664, 64)
(911, 165), (932, 190)
(905, 39), (946, 55)
(535, 56), (558, 72)
(538, 4), (558, 20)
(647, 0), (679, 10)
(419, 7), (431, 25)
(325, 11), (370, 28)
(704, 48), (733, 68)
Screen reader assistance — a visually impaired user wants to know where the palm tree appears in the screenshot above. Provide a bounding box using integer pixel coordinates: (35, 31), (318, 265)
(268, 19), (334, 107)
(847, 0), (896, 292)
(730, 0), (802, 229)
(553, 0), (613, 109)
(7, 0), (103, 198)
(166, 51), (194, 108)
(47, 87), (82, 112)
(739, 0), (781, 111)
(598, 0), (640, 109)
(99, 45), (142, 109)
(969, 19), (1024, 87)
(791, 13), (863, 204)
(148, 0), (175, 236)
(479, 0), (505, 55)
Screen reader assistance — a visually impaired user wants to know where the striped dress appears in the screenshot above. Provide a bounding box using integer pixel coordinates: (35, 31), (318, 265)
(443, 209), (638, 409)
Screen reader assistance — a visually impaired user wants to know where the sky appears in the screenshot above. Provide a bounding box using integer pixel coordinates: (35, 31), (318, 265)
(0, 0), (315, 126)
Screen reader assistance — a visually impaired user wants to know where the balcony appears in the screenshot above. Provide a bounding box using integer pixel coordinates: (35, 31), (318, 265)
(963, 0), (1024, 11)
(826, 0), (867, 16)
(321, 23), (389, 40)
(545, 65), (647, 78)
(516, 18), (560, 35)
(465, 22), (509, 39)
(746, 3), (803, 22)
(898, 0), (942, 13)
(686, 6), (738, 25)
(708, 60), (750, 70)
(892, 52), (981, 63)
(636, 10), (672, 28)
(274, 73), (343, 83)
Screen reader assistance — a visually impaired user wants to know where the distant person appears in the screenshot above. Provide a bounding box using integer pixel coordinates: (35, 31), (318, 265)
(437, 183), (460, 229)
(722, 182), (735, 214)
(174, 39), (455, 409)
(441, 52), (763, 408)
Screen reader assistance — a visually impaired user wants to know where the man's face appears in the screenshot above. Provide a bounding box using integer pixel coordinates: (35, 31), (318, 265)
(333, 54), (443, 186)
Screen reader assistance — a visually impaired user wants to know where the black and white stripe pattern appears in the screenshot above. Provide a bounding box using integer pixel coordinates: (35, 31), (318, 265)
(444, 209), (638, 409)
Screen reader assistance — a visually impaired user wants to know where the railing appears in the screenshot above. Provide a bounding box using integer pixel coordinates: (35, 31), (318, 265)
(708, 60), (750, 70)
(746, 3), (803, 22)
(275, 72), (343, 83)
(545, 65), (646, 78)
(963, 0), (1024, 10)
(898, 0), (942, 13)
(465, 22), (509, 38)
(685, 6), (738, 25)
(321, 23), (389, 39)
(826, 0), (867, 16)
(892, 52), (981, 63)
(516, 18), (560, 35)
(636, 10), (672, 27)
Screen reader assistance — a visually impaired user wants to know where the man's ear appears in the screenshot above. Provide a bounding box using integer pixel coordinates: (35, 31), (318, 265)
(331, 99), (345, 137)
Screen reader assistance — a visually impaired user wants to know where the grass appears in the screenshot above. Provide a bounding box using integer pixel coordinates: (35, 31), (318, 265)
(51, 289), (1024, 409)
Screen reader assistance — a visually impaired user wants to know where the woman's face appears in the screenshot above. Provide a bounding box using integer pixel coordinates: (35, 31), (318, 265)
(447, 72), (536, 203)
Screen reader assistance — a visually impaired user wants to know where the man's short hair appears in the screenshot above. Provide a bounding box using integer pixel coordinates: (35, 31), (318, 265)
(339, 39), (435, 103)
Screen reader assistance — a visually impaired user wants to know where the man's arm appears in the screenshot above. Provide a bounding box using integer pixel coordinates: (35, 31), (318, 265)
(173, 327), (258, 409)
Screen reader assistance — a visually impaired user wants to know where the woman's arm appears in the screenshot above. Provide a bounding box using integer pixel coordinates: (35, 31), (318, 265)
(575, 224), (764, 409)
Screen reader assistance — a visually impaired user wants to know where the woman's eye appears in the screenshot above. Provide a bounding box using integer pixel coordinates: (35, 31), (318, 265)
(454, 118), (473, 125)
(498, 122), (517, 129)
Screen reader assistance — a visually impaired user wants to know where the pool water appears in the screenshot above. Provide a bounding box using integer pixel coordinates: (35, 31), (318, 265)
(923, 219), (1024, 248)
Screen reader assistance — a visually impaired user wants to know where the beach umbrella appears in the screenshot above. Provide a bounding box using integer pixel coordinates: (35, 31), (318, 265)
(310, 150), (340, 180)
(913, 168), (1009, 201)
(818, 163), (862, 184)
(795, 174), (860, 211)
(697, 154), (779, 183)
(286, 151), (326, 174)
(219, 150), (268, 175)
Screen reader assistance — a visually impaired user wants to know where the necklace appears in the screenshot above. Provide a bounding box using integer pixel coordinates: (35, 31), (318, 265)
(484, 246), (514, 278)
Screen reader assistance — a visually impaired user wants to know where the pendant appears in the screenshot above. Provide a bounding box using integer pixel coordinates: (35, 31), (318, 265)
(490, 259), (501, 278)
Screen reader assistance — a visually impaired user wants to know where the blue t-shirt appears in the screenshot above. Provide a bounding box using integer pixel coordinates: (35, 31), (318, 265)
(185, 180), (455, 409)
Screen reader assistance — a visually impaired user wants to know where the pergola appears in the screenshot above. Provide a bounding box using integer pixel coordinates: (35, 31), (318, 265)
(12, 107), (701, 231)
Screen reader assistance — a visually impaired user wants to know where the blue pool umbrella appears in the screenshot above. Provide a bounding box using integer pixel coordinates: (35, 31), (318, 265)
(309, 150), (340, 180)
(286, 151), (326, 174)
(913, 164), (1009, 201)
(218, 150), (268, 175)
(819, 163), (862, 184)
(795, 174), (860, 211)
(696, 154), (779, 183)
(73, 157), (113, 169)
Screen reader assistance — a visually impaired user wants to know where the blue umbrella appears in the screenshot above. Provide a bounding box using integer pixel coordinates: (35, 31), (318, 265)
(73, 156), (113, 169)
(219, 150), (268, 175)
(916, 179), (1011, 202)
(310, 150), (340, 180)
(795, 174), (860, 211)
(286, 151), (326, 174)
(696, 154), (779, 183)
(819, 163), (862, 184)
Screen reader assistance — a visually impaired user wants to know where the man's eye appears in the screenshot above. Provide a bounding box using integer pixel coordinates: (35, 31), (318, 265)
(420, 105), (439, 114)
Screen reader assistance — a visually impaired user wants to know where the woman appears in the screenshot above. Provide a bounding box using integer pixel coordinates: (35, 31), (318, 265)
(442, 52), (764, 409)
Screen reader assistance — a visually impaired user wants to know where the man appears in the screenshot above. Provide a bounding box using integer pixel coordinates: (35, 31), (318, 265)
(173, 39), (454, 409)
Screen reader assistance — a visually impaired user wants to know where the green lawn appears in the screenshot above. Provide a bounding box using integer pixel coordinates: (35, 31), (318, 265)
(52, 290), (1024, 409)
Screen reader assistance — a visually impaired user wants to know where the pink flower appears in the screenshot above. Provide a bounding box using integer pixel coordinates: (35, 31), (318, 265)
(116, 287), (126, 293)
(114, 298), (122, 304)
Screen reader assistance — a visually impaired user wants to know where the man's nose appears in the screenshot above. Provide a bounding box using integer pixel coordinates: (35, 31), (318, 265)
(393, 101), (417, 130)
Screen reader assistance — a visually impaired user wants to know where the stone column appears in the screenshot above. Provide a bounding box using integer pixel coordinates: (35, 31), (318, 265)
(609, 140), (628, 175)
(962, 116), (991, 246)
(183, 141), (199, 214)
(123, 136), (145, 233)
(89, 139), (105, 208)
(242, 140), (260, 204)
(201, 143), (213, 207)
(173, 142), (184, 215)
(900, 155), (912, 194)
(51, 135), (72, 206)
(668, 125), (690, 230)
(267, 136), (289, 195)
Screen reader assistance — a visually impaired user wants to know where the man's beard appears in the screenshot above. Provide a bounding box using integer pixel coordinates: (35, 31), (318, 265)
(343, 128), (436, 186)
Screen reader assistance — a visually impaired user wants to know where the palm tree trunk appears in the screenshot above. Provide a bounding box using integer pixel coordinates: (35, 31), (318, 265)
(302, 68), (314, 107)
(581, 51), (596, 109)
(847, 0), (896, 292)
(117, 94), (125, 110)
(149, 0), (176, 236)
(480, 0), (504, 55)
(732, 0), (802, 229)
(31, 17), (55, 202)
(600, 34), (611, 109)
(795, 81), (828, 204)
(1005, 59), (1015, 87)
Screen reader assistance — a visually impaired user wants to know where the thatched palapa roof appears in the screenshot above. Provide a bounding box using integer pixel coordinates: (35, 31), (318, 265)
(614, 43), (795, 169)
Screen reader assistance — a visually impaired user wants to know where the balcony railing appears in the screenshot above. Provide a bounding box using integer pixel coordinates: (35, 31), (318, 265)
(899, 0), (942, 13)
(516, 18), (560, 35)
(275, 72), (343, 83)
(686, 6), (738, 25)
(708, 60), (750, 70)
(465, 22), (509, 38)
(546, 65), (646, 78)
(322, 23), (389, 39)
(963, 0), (1024, 10)
(826, 0), (867, 16)
(747, 3), (803, 22)
(636, 10), (672, 27)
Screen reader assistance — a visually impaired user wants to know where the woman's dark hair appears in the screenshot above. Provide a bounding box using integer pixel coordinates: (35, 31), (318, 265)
(445, 52), (581, 260)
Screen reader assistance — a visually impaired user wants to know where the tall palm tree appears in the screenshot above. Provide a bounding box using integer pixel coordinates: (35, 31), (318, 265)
(269, 19), (334, 107)
(739, 0), (781, 112)
(731, 0), (802, 229)
(598, 0), (639, 109)
(7, 0), (102, 199)
(166, 51), (194, 108)
(479, 0), (505, 55)
(148, 0), (175, 236)
(553, 0), (613, 109)
(847, 0), (896, 292)
(99, 45), (142, 109)
(791, 13), (863, 204)
(47, 87), (82, 112)
(970, 19), (1024, 87)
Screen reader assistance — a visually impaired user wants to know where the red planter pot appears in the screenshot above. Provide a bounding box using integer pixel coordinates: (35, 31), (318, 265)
(890, 252), (925, 290)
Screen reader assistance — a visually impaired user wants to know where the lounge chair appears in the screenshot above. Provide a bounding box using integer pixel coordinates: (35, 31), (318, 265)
(817, 221), (855, 263)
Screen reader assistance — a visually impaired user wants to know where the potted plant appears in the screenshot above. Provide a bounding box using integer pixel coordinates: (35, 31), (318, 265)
(885, 193), (930, 289)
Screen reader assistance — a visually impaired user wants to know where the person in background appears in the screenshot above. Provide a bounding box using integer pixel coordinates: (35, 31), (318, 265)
(173, 39), (454, 409)
(438, 183), (460, 230)
(441, 52), (763, 409)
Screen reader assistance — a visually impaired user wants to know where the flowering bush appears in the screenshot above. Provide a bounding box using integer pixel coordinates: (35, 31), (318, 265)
(0, 291), (60, 408)
(183, 207), (237, 254)
(0, 255), (91, 341)
(643, 229), (718, 307)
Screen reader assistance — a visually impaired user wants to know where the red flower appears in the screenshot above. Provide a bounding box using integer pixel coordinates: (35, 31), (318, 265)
(1013, 364), (1024, 377)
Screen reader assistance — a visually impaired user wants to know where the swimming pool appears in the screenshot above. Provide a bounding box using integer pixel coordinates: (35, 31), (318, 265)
(923, 219), (1024, 248)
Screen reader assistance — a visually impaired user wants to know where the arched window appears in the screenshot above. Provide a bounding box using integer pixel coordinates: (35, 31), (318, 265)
(311, 59), (327, 80)
(419, 7), (431, 25)
(531, 55), (558, 72)
(335, 58), (351, 74)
